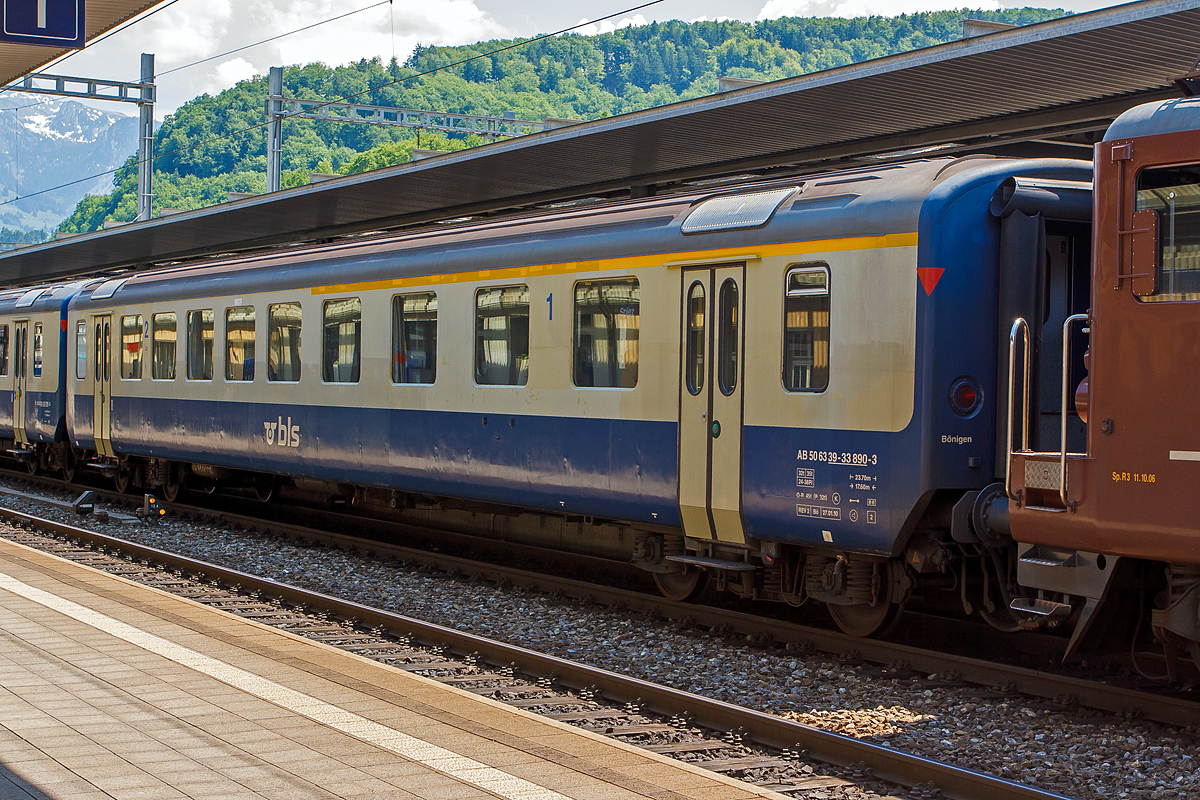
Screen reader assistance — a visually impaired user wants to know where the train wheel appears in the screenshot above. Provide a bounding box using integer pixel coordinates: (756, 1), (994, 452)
(654, 567), (705, 602)
(828, 599), (903, 638)
(25, 454), (38, 475)
(162, 465), (184, 503)
(253, 475), (275, 503)
(113, 467), (131, 494)
(60, 453), (76, 484)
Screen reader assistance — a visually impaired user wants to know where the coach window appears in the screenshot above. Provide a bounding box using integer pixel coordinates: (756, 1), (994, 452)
(783, 265), (830, 392)
(152, 312), (177, 380)
(717, 279), (738, 395)
(475, 285), (529, 386)
(267, 302), (302, 382)
(1135, 164), (1200, 301)
(573, 279), (639, 389)
(32, 323), (42, 378)
(74, 322), (86, 379)
(322, 298), (361, 384)
(186, 310), (214, 380)
(392, 292), (437, 384)
(0, 324), (9, 377)
(685, 281), (705, 395)
(226, 306), (255, 382)
(120, 315), (142, 379)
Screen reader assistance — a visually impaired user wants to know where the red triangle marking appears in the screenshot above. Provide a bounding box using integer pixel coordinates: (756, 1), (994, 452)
(917, 267), (945, 296)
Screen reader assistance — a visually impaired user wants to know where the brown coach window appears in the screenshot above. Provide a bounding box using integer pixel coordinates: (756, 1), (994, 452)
(1136, 164), (1200, 302)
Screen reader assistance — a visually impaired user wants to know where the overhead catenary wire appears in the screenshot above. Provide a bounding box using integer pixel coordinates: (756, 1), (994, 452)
(6, 1), (398, 111)
(0, 0), (669, 210)
(156, 0), (393, 78)
(35, 0), (189, 76)
(0, 98), (53, 112)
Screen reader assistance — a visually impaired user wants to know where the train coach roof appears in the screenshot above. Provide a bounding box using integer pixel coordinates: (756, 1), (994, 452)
(0, 280), (96, 315)
(64, 156), (1088, 308)
(1104, 97), (1200, 140)
(1, 0), (1194, 287)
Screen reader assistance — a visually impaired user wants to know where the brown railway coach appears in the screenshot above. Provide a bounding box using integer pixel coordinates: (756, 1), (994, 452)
(1008, 96), (1200, 680)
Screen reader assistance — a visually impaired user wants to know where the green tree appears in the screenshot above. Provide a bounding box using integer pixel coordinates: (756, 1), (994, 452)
(58, 8), (1068, 233)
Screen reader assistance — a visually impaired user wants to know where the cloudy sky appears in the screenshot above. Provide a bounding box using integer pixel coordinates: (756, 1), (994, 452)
(23, 0), (1122, 117)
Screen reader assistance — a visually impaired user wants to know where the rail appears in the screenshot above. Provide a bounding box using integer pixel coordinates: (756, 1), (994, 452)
(0, 505), (1075, 800)
(2, 468), (1197, 730)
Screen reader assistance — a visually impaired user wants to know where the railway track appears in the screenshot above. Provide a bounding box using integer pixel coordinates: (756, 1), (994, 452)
(2, 470), (1194, 731)
(0, 506), (1075, 800)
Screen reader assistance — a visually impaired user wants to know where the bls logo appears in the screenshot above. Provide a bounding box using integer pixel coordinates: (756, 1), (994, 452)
(264, 416), (301, 448)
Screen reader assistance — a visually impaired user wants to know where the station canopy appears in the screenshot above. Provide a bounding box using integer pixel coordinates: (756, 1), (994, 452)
(2, 0), (1200, 285)
(0, 1), (167, 86)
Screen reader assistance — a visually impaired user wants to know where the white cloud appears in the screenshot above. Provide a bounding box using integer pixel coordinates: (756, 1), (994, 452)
(689, 16), (736, 22)
(572, 14), (649, 36)
(208, 58), (257, 94)
(757, 0), (999, 20)
(48, 0), (510, 116)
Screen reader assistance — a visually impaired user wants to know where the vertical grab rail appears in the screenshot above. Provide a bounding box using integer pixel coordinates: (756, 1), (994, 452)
(1005, 318), (1030, 502)
(1059, 314), (1089, 509)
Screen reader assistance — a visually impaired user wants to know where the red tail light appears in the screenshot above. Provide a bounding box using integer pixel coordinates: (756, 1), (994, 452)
(949, 377), (982, 417)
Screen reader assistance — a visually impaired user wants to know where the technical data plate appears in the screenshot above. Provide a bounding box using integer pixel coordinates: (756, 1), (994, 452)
(1025, 459), (1063, 491)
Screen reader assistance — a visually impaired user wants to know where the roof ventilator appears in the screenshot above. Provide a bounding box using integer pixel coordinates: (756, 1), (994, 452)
(91, 277), (131, 300)
(681, 186), (801, 234)
(14, 288), (48, 308)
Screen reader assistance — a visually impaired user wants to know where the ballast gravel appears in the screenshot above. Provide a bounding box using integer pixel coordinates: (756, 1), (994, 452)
(0, 481), (1196, 800)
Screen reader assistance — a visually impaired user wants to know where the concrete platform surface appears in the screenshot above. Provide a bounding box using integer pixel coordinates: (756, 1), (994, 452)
(0, 537), (790, 800)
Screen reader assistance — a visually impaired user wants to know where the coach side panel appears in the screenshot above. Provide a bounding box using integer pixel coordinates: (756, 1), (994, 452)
(741, 241), (920, 555)
(98, 263), (682, 525)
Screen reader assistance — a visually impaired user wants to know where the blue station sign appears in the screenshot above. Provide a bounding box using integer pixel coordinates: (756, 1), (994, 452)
(1, 0), (85, 48)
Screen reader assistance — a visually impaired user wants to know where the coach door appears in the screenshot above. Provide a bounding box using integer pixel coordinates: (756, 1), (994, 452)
(678, 266), (747, 544)
(93, 315), (113, 457)
(12, 321), (27, 444)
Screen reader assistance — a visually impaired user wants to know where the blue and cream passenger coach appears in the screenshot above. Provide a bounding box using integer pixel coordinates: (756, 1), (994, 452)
(55, 154), (1092, 635)
(0, 281), (88, 469)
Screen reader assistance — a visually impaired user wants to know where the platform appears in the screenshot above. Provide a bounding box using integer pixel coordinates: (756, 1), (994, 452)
(0, 537), (788, 800)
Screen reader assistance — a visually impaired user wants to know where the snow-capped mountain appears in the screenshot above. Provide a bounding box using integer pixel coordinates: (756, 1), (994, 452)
(0, 95), (138, 232)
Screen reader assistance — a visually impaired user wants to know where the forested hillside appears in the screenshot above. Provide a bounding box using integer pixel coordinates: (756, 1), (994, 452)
(59, 8), (1063, 233)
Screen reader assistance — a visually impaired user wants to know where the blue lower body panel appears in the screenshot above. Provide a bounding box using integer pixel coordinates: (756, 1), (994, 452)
(29, 389), (65, 443)
(73, 392), (95, 450)
(741, 425), (923, 555)
(0, 388), (12, 438)
(109, 397), (681, 526)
